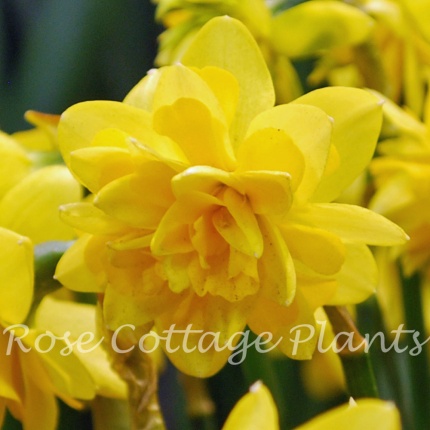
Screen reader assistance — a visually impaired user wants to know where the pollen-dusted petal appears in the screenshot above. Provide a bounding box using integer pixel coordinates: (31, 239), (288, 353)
(281, 223), (345, 276)
(195, 66), (240, 126)
(0, 165), (81, 244)
(293, 87), (383, 202)
(54, 234), (107, 293)
(295, 398), (401, 430)
(237, 127), (305, 191)
(152, 192), (222, 255)
(0, 131), (31, 197)
(70, 146), (134, 193)
(248, 292), (317, 360)
(58, 100), (153, 167)
(271, 1), (374, 58)
(222, 382), (279, 430)
(95, 166), (174, 229)
(59, 202), (129, 235)
(0, 228), (33, 325)
(295, 203), (408, 245)
(238, 171), (292, 219)
(327, 243), (377, 305)
(258, 216), (296, 305)
(154, 292), (251, 377)
(172, 165), (241, 197)
(153, 98), (235, 170)
(181, 16), (275, 146)
(246, 104), (332, 202)
(191, 213), (227, 260)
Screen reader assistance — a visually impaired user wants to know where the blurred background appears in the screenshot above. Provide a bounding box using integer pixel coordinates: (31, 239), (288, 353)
(0, 0), (160, 133)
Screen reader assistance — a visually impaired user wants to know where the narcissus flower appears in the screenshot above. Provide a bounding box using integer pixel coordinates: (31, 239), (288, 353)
(0, 114), (82, 243)
(56, 17), (406, 377)
(222, 381), (401, 430)
(369, 92), (430, 331)
(303, 0), (430, 116)
(0, 227), (93, 430)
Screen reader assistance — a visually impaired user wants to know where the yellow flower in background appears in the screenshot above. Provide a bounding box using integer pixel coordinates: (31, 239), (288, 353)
(369, 92), (430, 331)
(0, 227), (93, 430)
(154, 0), (303, 103)
(0, 113), (82, 243)
(55, 16), (406, 377)
(222, 381), (401, 430)
(297, 0), (430, 116)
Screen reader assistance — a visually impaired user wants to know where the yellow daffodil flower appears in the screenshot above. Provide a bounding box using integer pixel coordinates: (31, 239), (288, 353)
(55, 16), (406, 377)
(0, 115), (82, 243)
(0, 227), (94, 430)
(369, 92), (430, 331)
(293, 0), (430, 117)
(222, 381), (401, 430)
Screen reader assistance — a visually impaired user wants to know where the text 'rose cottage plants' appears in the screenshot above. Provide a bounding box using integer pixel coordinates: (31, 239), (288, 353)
(55, 17), (407, 377)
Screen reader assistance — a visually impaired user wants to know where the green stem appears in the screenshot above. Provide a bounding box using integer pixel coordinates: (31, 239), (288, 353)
(324, 306), (379, 399)
(401, 271), (430, 430)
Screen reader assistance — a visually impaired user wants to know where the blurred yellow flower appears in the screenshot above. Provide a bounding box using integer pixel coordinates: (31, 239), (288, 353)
(369, 92), (430, 331)
(56, 17), (406, 377)
(0, 114), (82, 243)
(304, 0), (430, 116)
(0, 227), (94, 430)
(222, 381), (401, 430)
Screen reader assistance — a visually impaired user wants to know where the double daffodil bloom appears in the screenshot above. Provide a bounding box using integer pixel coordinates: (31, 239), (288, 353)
(56, 17), (406, 377)
(222, 381), (401, 430)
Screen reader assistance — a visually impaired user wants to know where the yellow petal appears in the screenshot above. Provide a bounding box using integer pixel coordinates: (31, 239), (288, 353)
(0, 131), (30, 198)
(35, 297), (127, 398)
(70, 145), (134, 193)
(58, 100), (152, 167)
(248, 292), (316, 360)
(282, 223), (345, 276)
(23, 329), (95, 401)
(246, 104), (332, 202)
(0, 166), (82, 244)
(212, 188), (263, 258)
(59, 202), (129, 235)
(328, 243), (377, 305)
(293, 87), (383, 202)
(295, 203), (408, 245)
(152, 97), (235, 170)
(181, 16), (275, 145)
(155, 292), (250, 377)
(195, 66), (240, 126)
(296, 398), (401, 430)
(258, 216), (296, 305)
(172, 165), (240, 197)
(222, 381), (279, 430)
(271, 1), (374, 58)
(0, 228), (33, 324)
(152, 191), (222, 255)
(237, 127), (305, 192)
(54, 234), (107, 293)
(95, 167), (174, 229)
(238, 171), (292, 219)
